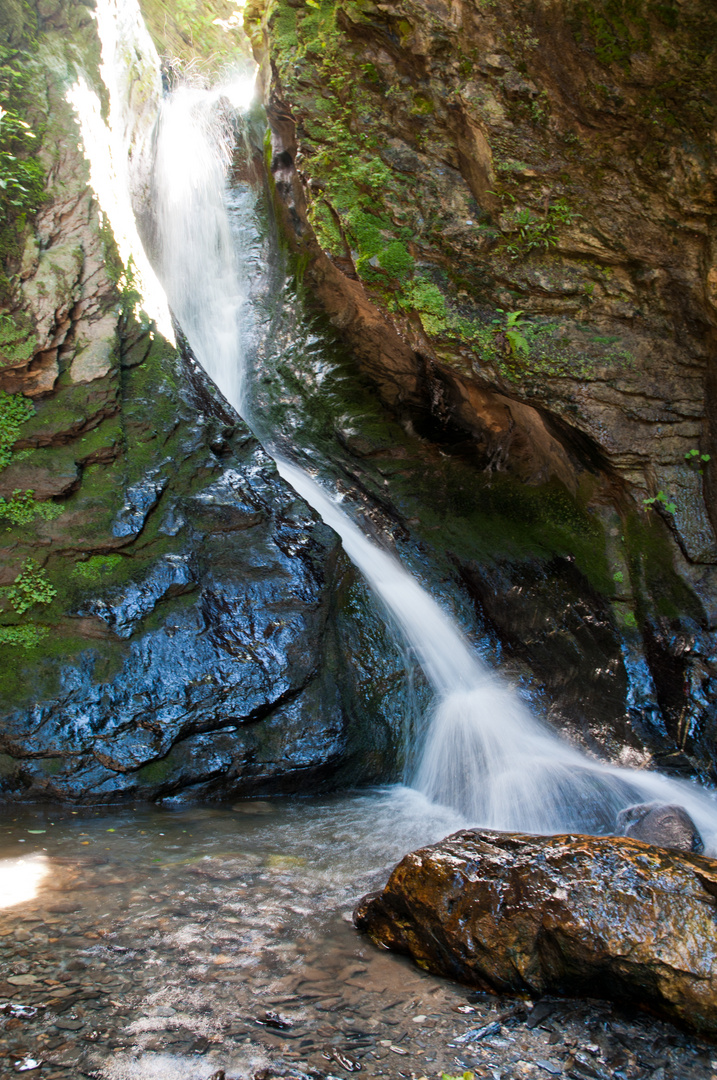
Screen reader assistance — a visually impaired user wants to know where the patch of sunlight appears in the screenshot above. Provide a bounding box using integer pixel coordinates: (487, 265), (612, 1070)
(222, 71), (258, 112)
(0, 854), (50, 909)
(66, 0), (174, 341)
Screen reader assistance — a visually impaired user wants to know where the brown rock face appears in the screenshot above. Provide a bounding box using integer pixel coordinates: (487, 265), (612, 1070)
(245, 0), (717, 781)
(354, 829), (717, 1036)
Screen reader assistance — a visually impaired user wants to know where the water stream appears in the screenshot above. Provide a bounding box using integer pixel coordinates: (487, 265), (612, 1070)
(2, 798), (713, 1080)
(4, 6), (717, 1077)
(149, 83), (717, 847)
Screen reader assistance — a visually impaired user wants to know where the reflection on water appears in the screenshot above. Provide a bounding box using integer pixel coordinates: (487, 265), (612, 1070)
(0, 854), (49, 910)
(0, 791), (713, 1080)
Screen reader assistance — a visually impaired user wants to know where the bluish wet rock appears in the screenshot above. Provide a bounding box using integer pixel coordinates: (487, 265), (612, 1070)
(0, 327), (410, 802)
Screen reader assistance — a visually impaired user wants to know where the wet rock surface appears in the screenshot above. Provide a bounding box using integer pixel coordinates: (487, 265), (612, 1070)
(0, 2), (413, 802)
(354, 828), (717, 1038)
(247, 0), (717, 776)
(0, 332), (409, 799)
(616, 802), (705, 854)
(1, 799), (716, 1080)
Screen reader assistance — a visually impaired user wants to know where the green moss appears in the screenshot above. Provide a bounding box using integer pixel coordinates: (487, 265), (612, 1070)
(72, 553), (124, 582)
(0, 311), (36, 366)
(623, 510), (703, 624)
(0, 389), (33, 468)
(137, 756), (174, 784)
(37, 756), (62, 775)
(409, 93), (434, 116)
(0, 629), (127, 707)
(346, 209), (384, 255)
(0, 751), (17, 775)
(569, 0), (650, 67)
(307, 200), (344, 256)
(377, 240), (414, 280)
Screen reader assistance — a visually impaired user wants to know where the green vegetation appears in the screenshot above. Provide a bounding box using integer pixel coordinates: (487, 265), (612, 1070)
(494, 309), (529, 358)
(0, 311), (35, 366)
(624, 509), (703, 622)
(0, 388), (33, 467)
(502, 197), (579, 259)
(399, 278), (450, 335)
(137, 756), (174, 784)
(139, 0), (252, 76)
(0, 388), (64, 644)
(570, 0), (650, 68)
(5, 558), (56, 614)
(0, 624), (47, 648)
(0, 488), (63, 525)
(0, 5), (45, 299)
(643, 490), (676, 515)
(685, 448), (710, 474)
(264, 0), (427, 291)
(72, 553), (124, 581)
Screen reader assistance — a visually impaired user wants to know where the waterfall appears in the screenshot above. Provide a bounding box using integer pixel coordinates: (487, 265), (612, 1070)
(148, 84), (717, 849)
(153, 86), (248, 413)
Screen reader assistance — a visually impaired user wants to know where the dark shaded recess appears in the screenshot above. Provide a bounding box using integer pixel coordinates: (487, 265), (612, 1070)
(641, 619), (691, 772)
(456, 555), (633, 753)
(704, 330), (717, 539)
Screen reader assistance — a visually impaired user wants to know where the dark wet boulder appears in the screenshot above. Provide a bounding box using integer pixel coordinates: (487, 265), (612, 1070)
(616, 802), (704, 854)
(354, 829), (717, 1037)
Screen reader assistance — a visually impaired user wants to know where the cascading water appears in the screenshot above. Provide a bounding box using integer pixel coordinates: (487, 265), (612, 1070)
(149, 84), (717, 849)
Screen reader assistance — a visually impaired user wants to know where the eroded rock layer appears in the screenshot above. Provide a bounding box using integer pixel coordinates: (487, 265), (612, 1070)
(354, 828), (717, 1037)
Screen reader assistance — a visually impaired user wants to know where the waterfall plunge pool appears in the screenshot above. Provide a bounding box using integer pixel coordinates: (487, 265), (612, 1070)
(1, 792), (715, 1080)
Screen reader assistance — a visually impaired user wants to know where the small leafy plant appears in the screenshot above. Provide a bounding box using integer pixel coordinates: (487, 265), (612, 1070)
(643, 491), (676, 515)
(0, 488), (63, 526)
(493, 309), (529, 358)
(685, 448), (710, 474)
(6, 558), (56, 615)
(500, 196), (579, 260)
(0, 624), (48, 648)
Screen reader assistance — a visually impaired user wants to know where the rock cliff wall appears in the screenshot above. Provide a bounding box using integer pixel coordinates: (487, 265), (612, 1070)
(247, 0), (717, 780)
(0, 0), (407, 802)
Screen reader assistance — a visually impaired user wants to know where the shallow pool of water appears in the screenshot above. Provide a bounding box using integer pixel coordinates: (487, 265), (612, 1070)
(0, 790), (714, 1080)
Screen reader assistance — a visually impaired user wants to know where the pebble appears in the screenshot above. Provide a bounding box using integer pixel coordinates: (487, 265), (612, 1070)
(454, 1020), (502, 1044)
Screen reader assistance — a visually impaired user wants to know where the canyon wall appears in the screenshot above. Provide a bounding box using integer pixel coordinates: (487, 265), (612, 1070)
(247, 0), (717, 779)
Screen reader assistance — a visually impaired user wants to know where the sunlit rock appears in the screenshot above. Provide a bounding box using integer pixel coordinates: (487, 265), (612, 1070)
(355, 829), (717, 1036)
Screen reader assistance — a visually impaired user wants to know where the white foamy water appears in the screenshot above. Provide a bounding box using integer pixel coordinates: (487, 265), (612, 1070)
(152, 84), (251, 413)
(67, 0), (173, 339)
(149, 85), (717, 850)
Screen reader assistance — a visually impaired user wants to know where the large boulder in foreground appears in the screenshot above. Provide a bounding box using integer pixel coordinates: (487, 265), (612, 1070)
(354, 829), (717, 1037)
